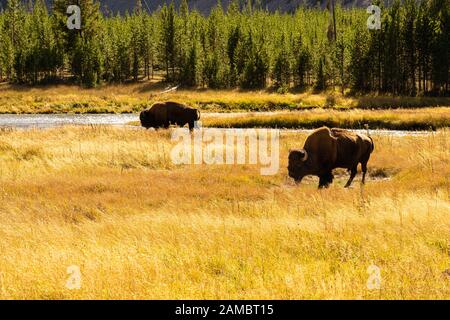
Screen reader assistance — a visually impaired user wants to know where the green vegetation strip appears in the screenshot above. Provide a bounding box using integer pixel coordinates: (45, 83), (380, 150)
(202, 109), (450, 131)
(1, 97), (449, 115)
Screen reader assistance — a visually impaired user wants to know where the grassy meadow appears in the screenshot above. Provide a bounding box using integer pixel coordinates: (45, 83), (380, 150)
(0, 126), (448, 299)
(202, 107), (450, 130)
(0, 82), (449, 114)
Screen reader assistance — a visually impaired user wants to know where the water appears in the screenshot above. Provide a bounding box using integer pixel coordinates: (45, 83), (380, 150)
(0, 113), (436, 136)
(281, 128), (433, 137)
(0, 113), (138, 129)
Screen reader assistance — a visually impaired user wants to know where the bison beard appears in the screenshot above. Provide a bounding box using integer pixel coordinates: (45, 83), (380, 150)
(140, 102), (201, 131)
(288, 127), (374, 188)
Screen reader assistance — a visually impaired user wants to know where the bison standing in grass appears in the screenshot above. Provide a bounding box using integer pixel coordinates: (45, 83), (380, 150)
(288, 127), (374, 188)
(140, 102), (201, 130)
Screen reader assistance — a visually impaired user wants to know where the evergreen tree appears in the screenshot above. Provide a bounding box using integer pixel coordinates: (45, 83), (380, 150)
(181, 43), (199, 86)
(315, 56), (326, 90)
(240, 31), (269, 89)
(272, 34), (291, 92)
(349, 26), (369, 92)
(416, 0), (433, 93)
(430, 0), (449, 94)
(227, 25), (242, 87)
(160, 2), (177, 82)
(3, 0), (27, 82)
(53, 0), (103, 86)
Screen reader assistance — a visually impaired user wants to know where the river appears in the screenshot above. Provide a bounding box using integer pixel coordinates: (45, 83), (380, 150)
(0, 113), (436, 136)
(0, 113), (138, 129)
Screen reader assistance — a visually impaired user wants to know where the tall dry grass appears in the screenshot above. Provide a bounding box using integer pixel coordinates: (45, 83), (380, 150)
(0, 126), (448, 299)
(203, 107), (450, 130)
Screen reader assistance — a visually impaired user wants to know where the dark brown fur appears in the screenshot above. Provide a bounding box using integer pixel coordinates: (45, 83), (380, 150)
(140, 102), (201, 130)
(288, 127), (374, 188)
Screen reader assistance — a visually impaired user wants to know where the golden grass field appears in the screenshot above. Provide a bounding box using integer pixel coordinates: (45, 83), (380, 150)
(1, 82), (449, 114)
(201, 107), (450, 130)
(0, 125), (448, 299)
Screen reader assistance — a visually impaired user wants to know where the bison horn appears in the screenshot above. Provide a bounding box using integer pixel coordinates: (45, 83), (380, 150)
(301, 150), (308, 162)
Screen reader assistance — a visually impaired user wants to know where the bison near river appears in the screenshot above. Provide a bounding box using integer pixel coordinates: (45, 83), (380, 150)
(140, 102), (201, 130)
(288, 127), (374, 188)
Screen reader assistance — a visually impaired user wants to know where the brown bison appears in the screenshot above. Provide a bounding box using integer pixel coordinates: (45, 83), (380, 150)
(140, 102), (201, 130)
(288, 127), (374, 188)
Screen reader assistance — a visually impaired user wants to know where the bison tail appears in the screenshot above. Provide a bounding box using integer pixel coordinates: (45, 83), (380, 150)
(369, 136), (375, 152)
(196, 109), (201, 121)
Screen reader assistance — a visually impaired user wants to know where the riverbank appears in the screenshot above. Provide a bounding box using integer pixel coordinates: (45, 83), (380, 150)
(0, 82), (449, 114)
(0, 126), (448, 299)
(202, 107), (450, 131)
(121, 107), (450, 131)
(2, 109), (449, 131)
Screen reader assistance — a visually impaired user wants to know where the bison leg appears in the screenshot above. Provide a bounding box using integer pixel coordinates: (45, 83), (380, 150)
(360, 151), (372, 184)
(361, 162), (368, 184)
(344, 167), (357, 188)
(188, 121), (195, 131)
(318, 176), (327, 188)
(319, 172), (333, 189)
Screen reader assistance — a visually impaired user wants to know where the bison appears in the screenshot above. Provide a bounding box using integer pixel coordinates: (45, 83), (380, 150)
(288, 127), (374, 188)
(140, 101), (201, 130)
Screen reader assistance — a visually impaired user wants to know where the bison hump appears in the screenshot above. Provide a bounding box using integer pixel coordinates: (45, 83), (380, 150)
(303, 127), (337, 166)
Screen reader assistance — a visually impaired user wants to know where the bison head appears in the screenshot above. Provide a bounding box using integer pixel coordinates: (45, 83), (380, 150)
(288, 149), (310, 183)
(140, 110), (155, 128)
